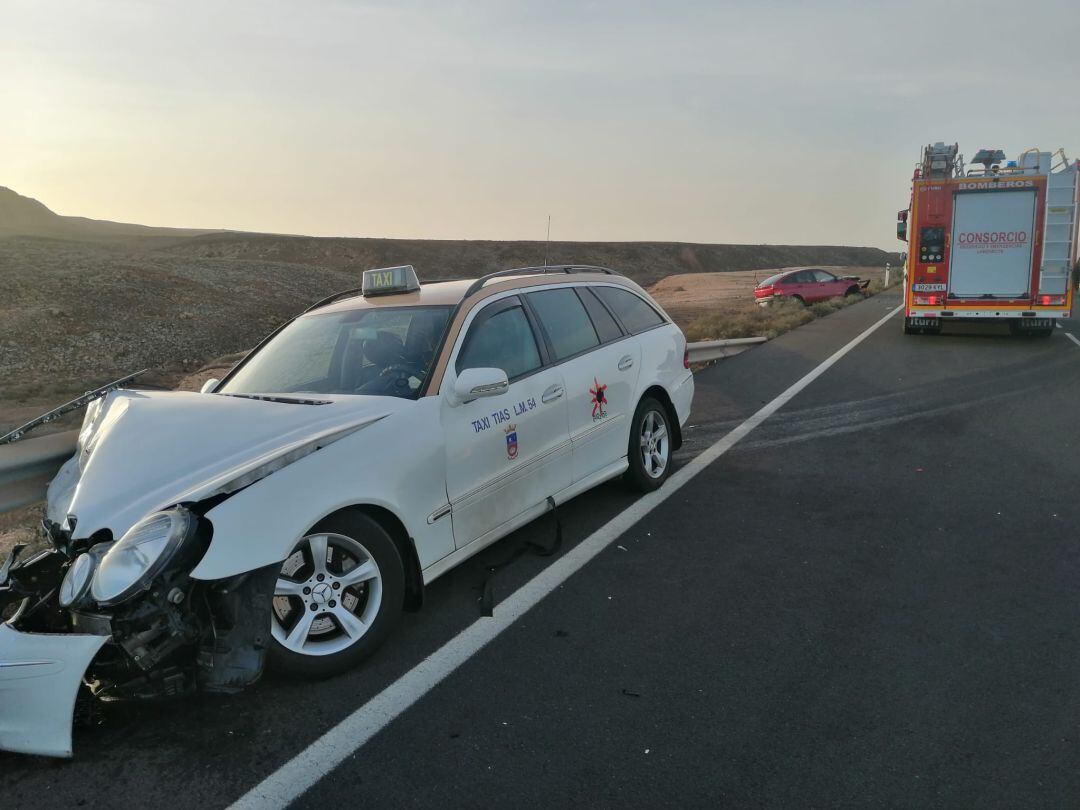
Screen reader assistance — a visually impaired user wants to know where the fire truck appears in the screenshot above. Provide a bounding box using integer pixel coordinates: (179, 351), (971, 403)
(897, 143), (1080, 336)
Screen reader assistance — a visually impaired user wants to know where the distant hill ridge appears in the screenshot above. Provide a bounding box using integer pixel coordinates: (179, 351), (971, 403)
(0, 186), (219, 240)
(0, 184), (901, 283)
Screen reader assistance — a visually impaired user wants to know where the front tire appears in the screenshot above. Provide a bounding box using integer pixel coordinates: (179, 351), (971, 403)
(624, 396), (673, 492)
(268, 512), (404, 679)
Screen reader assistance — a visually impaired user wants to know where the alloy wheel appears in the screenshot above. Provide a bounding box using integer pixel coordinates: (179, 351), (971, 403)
(639, 409), (669, 479)
(271, 532), (383, 656)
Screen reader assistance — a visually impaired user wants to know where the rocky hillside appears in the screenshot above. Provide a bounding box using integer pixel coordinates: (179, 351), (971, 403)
(162, 232), (900, 288)
(0, 184), (902, 432)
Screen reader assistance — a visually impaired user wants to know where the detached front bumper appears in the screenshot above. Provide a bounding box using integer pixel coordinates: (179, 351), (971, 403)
(0, 623), (107, 757)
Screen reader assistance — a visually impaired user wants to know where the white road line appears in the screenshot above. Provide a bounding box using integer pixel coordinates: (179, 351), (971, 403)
(229, 303), (905, 810)
(1065, 331), (1080, 349)
(1056, 322), (1063, 329)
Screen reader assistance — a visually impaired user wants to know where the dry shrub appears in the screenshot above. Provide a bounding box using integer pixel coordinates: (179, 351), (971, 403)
(685, 284), (889, 342)
(685, 299), (813, 341)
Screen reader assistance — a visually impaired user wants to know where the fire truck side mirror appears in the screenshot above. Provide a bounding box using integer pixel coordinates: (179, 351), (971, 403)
(896, 220), (907, 242)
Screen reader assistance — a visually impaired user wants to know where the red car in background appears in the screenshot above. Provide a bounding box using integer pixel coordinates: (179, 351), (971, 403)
(754, 269), (868, 306)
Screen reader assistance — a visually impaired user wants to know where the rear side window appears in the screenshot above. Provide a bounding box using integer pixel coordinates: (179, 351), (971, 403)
(812, 270), (836, 282)
(457, 303), (542, 380)
(593, 287), (665, 334)
(577, 287), (623, 343)
(526, 288), (600, 360)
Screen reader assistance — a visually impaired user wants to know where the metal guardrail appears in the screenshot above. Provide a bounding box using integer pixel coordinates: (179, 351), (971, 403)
(0, 429), (77, 514)
(687, 336), (768, 362)
(0, 337), (765, 516)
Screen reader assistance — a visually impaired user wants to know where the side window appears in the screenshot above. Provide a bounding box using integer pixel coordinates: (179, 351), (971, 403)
(812, 270), (836, 283)
(526, 288), (600, 360)
(593, 286), (665, 334)
(577, 287), (624, 343)
(457, 302), (542, 380)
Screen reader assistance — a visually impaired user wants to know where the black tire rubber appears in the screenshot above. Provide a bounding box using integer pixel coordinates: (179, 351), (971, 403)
(792, 295), (806, 307)
(268, 512), (405, 679)
(623, 396), (673, 493)
(845, 286), (860, 297)
(1010, 321), (1053, 338)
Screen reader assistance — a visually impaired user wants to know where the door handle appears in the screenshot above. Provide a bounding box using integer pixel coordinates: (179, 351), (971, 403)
(618, 355), (634, 371)
(542, 384), (564, 403)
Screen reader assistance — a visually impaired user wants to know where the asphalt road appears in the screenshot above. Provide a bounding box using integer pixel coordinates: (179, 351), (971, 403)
(4, 291), (1080, 808)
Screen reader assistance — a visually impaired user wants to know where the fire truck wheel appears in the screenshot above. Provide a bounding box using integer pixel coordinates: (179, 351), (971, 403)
(1008, 321), (1053, 338)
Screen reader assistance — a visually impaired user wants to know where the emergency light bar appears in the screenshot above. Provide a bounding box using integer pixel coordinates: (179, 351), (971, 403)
(362, 265), (420, 297)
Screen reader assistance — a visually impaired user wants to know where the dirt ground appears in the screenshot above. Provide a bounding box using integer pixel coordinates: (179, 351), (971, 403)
(648, 265), (887, 329)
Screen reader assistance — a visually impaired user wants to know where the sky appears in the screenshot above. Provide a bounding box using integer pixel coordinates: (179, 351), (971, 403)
(1, 0), (1077, 250)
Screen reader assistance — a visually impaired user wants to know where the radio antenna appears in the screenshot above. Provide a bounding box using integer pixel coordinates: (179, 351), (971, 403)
(544, 215), (551, 267)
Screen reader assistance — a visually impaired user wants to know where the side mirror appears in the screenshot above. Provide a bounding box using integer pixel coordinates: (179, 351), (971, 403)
(200, 378), (220, 394)
(452, 367), (509, 404)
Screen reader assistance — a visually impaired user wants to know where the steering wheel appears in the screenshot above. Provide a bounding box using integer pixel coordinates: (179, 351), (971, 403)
(376, 361), (427, 391)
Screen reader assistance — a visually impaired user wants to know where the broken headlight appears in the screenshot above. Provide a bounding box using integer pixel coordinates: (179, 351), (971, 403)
(91, 508), (196, 606)
(59, 552), (97, 608)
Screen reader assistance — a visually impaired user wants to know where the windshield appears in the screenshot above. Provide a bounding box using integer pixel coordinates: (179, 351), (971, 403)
(219, 305), (452, 399)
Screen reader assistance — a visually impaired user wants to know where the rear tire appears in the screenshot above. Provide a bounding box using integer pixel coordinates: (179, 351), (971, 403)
(1010, 320), (1054, 338)
(268, 512), (404, 679)
(624, 396), (673, 492)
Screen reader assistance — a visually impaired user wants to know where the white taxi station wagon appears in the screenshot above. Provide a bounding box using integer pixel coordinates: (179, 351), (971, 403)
(0, 264), (694, 757)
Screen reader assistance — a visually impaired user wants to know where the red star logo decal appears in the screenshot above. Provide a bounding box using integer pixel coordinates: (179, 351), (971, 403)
(589, 377), (608, 418)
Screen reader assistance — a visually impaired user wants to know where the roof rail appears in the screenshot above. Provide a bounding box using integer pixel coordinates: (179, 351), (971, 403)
(303, 287), (365, 313)
(305, 265), (619, 313)
(462, 264), (620, 299)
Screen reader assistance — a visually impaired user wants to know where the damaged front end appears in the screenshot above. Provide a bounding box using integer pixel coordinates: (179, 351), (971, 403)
(0, 508), (277, 757)
(2, 386), (390, 758)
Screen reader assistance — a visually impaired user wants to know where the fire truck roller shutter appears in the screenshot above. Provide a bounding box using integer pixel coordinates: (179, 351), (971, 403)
(948, 190), (1037, 299)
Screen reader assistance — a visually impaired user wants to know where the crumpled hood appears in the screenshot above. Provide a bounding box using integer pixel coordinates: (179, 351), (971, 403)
(47, 390), (398, 541)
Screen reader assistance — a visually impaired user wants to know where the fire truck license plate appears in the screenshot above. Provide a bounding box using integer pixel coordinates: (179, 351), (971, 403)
(1019, 319), (1052, 329)
(910, 318), (937, 327)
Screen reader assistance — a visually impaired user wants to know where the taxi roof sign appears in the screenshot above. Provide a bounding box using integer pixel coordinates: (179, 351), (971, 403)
(362, 265), (420, 297)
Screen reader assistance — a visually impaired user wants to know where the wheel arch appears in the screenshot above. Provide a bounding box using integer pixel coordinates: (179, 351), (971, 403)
(640, 385), (682, 451)
(312, 504), (425, 612)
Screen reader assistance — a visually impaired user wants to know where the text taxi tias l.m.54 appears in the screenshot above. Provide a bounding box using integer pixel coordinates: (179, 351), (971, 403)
(0, 264), (694, 757)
